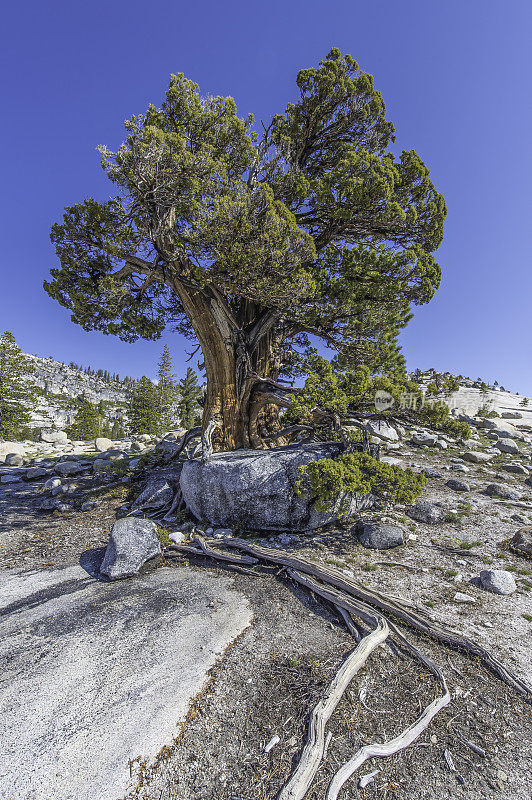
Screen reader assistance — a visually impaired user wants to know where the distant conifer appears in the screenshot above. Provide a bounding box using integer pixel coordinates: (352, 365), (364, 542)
(177, 368), (202, 429)
(0, 331), (38, 440)
(128, 377), (162, 434)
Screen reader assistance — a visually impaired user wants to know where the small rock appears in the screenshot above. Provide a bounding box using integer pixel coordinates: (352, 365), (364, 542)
(54, 461), (85, 477)
(100, 517), (162, 579)
(453, 592), (476, 603)
(462, 451), (493, 464)
(410, 432), (437, 447)
(169, 532), (186, 545)
(452, 464), (470, 473)
(356, 519), (405, 549)
(44, 477), (62, 490)
(495, 439), (520, 455)
(131, 478), (174, 511)
(25, 467), (48, 480)
(479, 569), (516, 595)
(423, 468), (444, 479)
(81, 500), (98, 512)
(41, 429), (68, 444)
(95, 437), (114, 452)
(500, 463), (529, 476)
(213, 528), (234, 538)
(484, 483), (522, 501)
(0, 474), (21, 484)
(446, 479), (470, 492)
(407, 501), (447, 525)
(509, 527), (532, 557)
(5, 453), (23, 466)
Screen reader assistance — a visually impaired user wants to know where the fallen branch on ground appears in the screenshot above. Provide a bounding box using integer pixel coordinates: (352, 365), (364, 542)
(277, 620), (389, 800)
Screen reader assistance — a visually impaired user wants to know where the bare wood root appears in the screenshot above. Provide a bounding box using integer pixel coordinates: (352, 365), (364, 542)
(277, 620), (389, 800)
(220, 538), (532, 702)
(168, 426), (202, 461)
(324, 683), (450, 800)
(190, 534), (259, 565)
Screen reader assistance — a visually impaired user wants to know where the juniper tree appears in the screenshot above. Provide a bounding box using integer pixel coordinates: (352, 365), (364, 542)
(0, 332), (38, 440)
(128, 377), (162, 434)
(157, 344), (178, 430)
(45, 49), (446, 449)
(177, 367), (202, 429)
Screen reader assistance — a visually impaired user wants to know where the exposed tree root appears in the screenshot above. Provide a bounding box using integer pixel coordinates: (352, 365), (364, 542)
(162, 533), (531, 799)
(220, 537), (532, 702)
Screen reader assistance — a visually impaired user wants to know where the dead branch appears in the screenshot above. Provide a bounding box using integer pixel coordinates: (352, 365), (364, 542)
(324, 682), (450, 800)
(277, 620), (389, 800)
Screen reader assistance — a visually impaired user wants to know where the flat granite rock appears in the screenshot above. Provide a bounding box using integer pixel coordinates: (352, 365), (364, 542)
(0, 563), (252, 800)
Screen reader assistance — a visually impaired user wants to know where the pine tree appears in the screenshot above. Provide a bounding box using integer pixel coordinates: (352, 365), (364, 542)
(178, 368), (202, 429)
(128, 377), (162, 434)
(157, 345), (177, 431)
(0, 331), (38, 440)
(520, 397), (529, 407)
(67, 397), (100, 440)
(111, 420), (125, 438)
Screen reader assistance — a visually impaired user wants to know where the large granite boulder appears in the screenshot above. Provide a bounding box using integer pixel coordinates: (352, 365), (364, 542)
(180, 443), (375, 531)
(100, 517), (162, 579)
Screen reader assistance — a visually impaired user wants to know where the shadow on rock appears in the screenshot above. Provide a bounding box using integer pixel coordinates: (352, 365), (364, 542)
(79, 547), (109, 581)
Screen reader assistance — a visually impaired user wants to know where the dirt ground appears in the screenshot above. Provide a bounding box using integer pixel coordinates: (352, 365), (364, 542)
(1, 436), (531, 800)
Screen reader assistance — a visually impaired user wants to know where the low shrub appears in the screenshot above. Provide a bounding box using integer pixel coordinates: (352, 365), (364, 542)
(296, 451), (425, 513)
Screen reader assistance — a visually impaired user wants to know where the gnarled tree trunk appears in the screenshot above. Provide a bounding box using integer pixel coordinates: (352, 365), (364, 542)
(171, 278), (291, 450)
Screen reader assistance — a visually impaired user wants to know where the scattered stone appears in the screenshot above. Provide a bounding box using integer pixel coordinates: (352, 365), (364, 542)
(500, 463), (529, 476)
(169, 532), (186, 545)
(502, 411), (522, 419)
(81, 500), (98, 512)
(446, 478), (470, 492)
(508, 527), (532, 558)
(39, 497), (72, 512)
(0, 474), (21, 484)
(452, 464), (470, 473)
(453, 592), (476, 604)
(100, 517), (162, 579)
(95, 437), (114, 452)
(484, 483), (522, 501)
(25, 466), (48, 480)
(131, 478), (174, 511)
(5, 453), (23, 466)
(410, 432), (437, 447)
(213, 528), (234, 538)
(462, 451), (493, 464)
(54, 461), (86, 477)
(525, 476), (532, 488)
(479, 569), (516, 595)
(407, 501), (447, 525)
(44, 476), (62, 490)
(356, 519), (404, 549)
(422, 468), (444, 479)
(41, 429), (68, 444)
(364, 420), (399, 442)
(495, 439), (520, 455)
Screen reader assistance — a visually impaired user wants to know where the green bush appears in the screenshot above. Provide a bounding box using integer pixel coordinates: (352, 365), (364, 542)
(417, 401), (470, 439)
(296, 451), (425, 513)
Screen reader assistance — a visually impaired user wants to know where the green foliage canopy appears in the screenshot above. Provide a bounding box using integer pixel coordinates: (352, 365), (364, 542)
(45, 48), (446, 377)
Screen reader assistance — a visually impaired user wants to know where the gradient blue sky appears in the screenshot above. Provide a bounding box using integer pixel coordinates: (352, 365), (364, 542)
(1, 0), (530, 391)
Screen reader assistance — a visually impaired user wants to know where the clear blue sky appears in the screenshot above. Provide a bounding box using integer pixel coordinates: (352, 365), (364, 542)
(1, 0), (531, 392)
